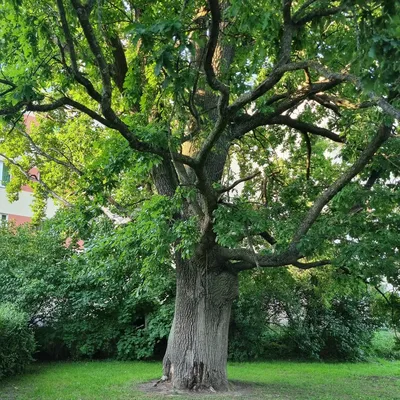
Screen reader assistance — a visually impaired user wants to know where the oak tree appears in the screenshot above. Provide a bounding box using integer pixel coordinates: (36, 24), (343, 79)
(0, 0), (399, 391)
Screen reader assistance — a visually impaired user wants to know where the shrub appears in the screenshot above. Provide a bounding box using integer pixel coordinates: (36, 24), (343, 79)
(0, 219), (175, 361)
(0, 303), (35, 379)
(285, 296), (377, 361)
(371, 330), (400, 359)
(229, 269), (378, 361)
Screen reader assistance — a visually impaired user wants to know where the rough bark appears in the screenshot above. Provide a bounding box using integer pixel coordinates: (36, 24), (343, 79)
(162, 252), (238, 391)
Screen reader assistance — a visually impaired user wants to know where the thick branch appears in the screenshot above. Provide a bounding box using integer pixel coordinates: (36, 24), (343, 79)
(0, 102), (26, 116)
(228, 61), (311, 115)
(292, 259), (331, 269)
(107, 33), (128, 93)
(293, 3), (346, 26)
(290, 123), (392, 245)
(221, 123), (392, 271)
(231, 80), (345, 141)
(0, 97), (198, 168)
(259, 231), (277, 245)
(196, 117), (228, 167)
(271, 115), (344, 143)
(204, 0), (230, 106)
(56, 0), (102, 103)
(70, 0), (113, 113)
(278, 0), (294, 65)
(221, 247), (298, 270)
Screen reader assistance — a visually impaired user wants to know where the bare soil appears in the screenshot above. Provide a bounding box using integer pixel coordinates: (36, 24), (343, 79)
(138, 380), (263, 398)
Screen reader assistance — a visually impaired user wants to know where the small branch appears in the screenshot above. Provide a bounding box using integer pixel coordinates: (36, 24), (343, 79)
(311, 93), (372, 115)
(308, 62), (400, 120)
(0, 153), (72, 207)
(349, 168), (382, 214)
(293, 0), (318, 17)
(301, 131), (312, 180)
(14, 124), (84, 176)
(217, 171), (260, 194)
(24, 97), (116, 129)
(0, 78), (16, 88)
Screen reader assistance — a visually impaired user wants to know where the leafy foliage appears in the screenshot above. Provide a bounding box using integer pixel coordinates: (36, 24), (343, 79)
(0, 220), (174, 361)
(0, 303), (35, 379)
(229, 268), (378, 361)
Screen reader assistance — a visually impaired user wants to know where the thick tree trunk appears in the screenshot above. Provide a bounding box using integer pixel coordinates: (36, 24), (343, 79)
(162, 253), (238, 391)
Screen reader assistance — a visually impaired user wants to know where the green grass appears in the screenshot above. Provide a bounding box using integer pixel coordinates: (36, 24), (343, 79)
(0, 360), (399, 400)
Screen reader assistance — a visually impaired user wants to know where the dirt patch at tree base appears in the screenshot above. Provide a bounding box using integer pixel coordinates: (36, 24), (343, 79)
(138, 380), (265, 398)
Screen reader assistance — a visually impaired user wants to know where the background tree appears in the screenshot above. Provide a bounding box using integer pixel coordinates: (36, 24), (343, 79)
(0, 0), (399, 391)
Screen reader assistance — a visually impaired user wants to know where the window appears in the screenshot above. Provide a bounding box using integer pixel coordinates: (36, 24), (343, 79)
(1, 214), (8, 223)
(0, 161), (11, 187)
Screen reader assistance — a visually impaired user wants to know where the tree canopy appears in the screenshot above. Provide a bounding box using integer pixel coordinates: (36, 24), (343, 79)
(0, 0), (399, 391)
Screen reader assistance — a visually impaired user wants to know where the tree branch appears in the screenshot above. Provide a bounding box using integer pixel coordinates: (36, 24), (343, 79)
(221, 247), (298, 270)
(311, 93), (372, 115)
(0, 153), (73, 207)
(278, 0), (294, 65)
(301, 131), (312, 180)
(308, 62), (400, 120)
(271, 115), (344, 143)
(290, 123), (392, 246)
(217, 171), (260, 194)
(107, 32), (128, 93)
(12, 124), (84, 176)
(56, 0), (102, 103)
(259, 231), (277, 245)
(204, 0), (230, 108)
(228, 61), (311, 115)
(70, 0), (114, 114)
(293, 2), (347, 26)
(292, 259), (331, 269)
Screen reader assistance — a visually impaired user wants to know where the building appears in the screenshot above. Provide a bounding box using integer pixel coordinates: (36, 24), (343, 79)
(0, 115), (57, 225)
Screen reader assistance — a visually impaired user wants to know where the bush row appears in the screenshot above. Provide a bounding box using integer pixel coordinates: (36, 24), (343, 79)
(1, 222), (398, 364)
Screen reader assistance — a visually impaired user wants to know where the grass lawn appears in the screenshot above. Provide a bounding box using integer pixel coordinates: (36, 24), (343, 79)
(0, 360), (399, 400)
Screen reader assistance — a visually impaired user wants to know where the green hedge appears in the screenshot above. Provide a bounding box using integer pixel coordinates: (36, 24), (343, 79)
(0, 303), (35, 379)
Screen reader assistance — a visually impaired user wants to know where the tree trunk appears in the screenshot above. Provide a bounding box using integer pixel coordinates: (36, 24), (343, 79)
(162, 253), (238, 391)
